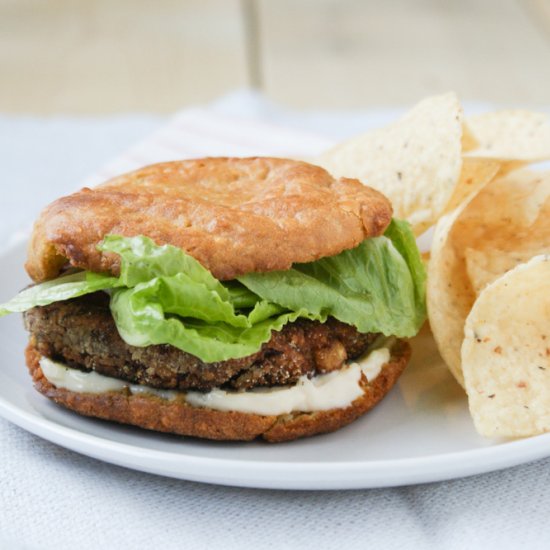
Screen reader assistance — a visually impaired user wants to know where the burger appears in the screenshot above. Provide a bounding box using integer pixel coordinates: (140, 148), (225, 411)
(0, 158), (425, 442)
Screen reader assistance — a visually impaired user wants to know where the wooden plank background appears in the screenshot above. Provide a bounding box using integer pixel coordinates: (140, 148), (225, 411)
(1, 0), (549, 113)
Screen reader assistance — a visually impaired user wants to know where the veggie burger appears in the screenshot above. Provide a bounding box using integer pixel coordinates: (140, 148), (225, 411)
(1, 158), (425, 442)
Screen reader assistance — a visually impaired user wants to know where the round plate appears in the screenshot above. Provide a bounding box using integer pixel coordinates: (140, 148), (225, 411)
(1, 241), (549, 490)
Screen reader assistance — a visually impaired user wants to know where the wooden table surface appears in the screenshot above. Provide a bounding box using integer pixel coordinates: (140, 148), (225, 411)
(1, 0), (549, 114)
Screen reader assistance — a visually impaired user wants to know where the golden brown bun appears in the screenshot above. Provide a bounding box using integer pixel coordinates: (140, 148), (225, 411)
(26, 340), (410, 442)
(25, 157), (392, 282)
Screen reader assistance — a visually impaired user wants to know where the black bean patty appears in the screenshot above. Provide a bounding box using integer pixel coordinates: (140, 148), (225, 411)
(24, 292), (378, 392)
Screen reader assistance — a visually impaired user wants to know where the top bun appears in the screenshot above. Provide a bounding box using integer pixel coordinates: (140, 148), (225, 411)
(26, 157), (392, 282)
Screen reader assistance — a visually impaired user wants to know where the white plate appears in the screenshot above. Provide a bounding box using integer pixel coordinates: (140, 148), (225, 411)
(1, 241), (550, 490)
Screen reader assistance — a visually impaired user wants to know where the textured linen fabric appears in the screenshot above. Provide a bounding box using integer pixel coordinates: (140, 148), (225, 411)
(2, 417), (550, 550)
(1, 93), (550, 549)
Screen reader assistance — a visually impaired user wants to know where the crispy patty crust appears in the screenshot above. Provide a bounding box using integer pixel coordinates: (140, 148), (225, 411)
(24, 293), (378, 392)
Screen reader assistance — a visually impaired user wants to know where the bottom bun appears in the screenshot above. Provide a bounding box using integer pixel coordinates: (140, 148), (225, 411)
(26, 340), (410, 442)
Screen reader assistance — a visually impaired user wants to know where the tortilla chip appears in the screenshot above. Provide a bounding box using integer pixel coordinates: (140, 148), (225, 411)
(461, 122), (479, 153)
(428, 169), (550, 386)
(463, 248), (500, 297)
(458, 170), (550, 294)
(316, 93), (464, 235)
(444, 158), (500, 214)
(462, 255), (550, 437)
(427, 204), (476, 387)
(465, 110), (550, 162)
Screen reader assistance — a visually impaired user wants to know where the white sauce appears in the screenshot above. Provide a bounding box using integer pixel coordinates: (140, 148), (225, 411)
(39, 344), (391, 416)
(39, 357), (178, 401)
(186, 347), (390, 415)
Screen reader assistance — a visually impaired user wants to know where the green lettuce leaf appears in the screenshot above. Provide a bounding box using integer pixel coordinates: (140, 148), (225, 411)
(0, 220), (426, 362)
(111, 285), (309, 362)
(98, 235), (229, 297)
(383, 218), (427, 328)
(238, 219), (426, 338)
(0, 271), (121, 316)
(100, 237), (312, 361)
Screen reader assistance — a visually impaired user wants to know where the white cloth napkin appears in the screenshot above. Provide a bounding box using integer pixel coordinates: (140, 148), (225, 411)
(1, 92), (550, 550)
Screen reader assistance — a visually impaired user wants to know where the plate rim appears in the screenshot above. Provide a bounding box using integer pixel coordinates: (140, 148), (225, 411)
(2, 390), (550, 490)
